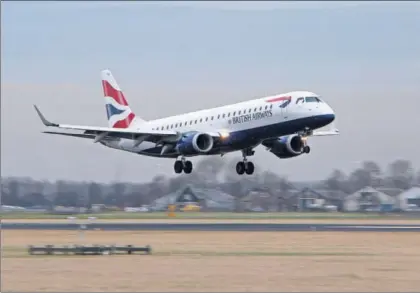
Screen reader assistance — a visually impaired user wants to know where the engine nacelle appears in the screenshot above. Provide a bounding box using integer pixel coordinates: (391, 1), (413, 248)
(176, 132), (214, 155)
(265, 134), (306, 159)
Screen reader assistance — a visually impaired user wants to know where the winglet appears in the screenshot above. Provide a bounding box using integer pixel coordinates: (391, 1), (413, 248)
(33, 105), (59, 127)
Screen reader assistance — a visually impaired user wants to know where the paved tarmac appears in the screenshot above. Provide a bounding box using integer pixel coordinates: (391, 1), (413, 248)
(2, 222), (420, 232)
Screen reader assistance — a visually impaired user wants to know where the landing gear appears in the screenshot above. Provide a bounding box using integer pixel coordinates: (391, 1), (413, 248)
(236, 161), (255, 175)
(236, 161), (245, 175)
(174, 160), (184, 174)
(174, 157), (193, 174)
(183, 160), (193, 174)
(236, 150), (255, 175)
(303, 145), (310, 154)
(245, 161), (254, 175)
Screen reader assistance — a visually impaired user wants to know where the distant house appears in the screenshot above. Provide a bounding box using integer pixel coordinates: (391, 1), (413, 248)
(343, 186), (395, 212)
(376, 187), (404, 198)
(395, 186), (420, 211)
(240, 188), (280, 212)
(292, 188), (346, 212)
(149, 185), (235, 212)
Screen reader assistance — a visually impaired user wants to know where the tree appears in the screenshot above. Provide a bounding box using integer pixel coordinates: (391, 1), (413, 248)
(54, 191), (79, 207)
(195, 157), (225, 184)
(362, 161), (381, 177)
(324, 169), (347, 191)
(347, 168), (371, 193)
(87, 182), (103, 208)
(22, 192), (48, 207)
(416, 170), (420, 185)
(386, 159), (414, 189)
(361, 161), (382, 187)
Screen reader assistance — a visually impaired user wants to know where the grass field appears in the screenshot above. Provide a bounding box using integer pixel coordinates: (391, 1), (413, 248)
(3, 211), (420, 225)
(2, 230), (420, 291)
(2, 211), (420, 220)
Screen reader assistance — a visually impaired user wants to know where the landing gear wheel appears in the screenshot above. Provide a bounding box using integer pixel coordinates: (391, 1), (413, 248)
(303, 146), (311, 154)
(174, 160), (183, 174)
(183, 161), (193, 174)
(245, 162), (255, 175)
(236, 162), (245, 175)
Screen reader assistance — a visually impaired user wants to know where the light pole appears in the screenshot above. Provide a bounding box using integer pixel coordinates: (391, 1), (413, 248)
(67, 216), (97, 244)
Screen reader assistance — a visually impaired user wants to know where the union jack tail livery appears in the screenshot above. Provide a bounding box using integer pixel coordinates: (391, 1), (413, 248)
(101, 69), (144, 128)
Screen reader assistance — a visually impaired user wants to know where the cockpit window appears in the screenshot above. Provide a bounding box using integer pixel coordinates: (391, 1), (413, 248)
(296, 97), (304, 104)
(305, 96), (320, 103)
(305, 96), (322, 103)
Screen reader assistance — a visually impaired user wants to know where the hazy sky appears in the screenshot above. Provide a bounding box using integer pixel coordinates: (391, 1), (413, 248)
(2, 1), (420, 183)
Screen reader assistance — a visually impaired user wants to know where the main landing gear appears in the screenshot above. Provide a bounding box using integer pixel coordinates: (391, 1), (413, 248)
(174, 157), (193, 174)
(236, 148), (255, 175)
(299, 128), (312, 155)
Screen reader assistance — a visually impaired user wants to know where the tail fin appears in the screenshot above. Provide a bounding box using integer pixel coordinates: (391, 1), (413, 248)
(101, 69), (145, 128)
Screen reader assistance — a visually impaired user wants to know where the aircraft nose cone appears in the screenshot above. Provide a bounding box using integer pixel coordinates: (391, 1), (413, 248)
(324, 113), (335, 124)
(322, 104), (335, 124)
(314, 113), (335, 128)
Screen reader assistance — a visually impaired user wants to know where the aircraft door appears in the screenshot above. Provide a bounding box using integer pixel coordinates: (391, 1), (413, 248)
(279, 97), (292, 120)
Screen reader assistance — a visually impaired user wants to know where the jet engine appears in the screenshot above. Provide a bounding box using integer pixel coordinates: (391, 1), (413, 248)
(263, 134), (308, 159)
(176, 132), (214, 155)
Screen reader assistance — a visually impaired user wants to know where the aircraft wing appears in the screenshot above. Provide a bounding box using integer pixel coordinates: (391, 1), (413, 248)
(34, 105), (181, 144)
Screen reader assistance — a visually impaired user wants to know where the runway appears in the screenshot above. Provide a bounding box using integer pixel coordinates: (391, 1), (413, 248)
(2, 222), (420, 232)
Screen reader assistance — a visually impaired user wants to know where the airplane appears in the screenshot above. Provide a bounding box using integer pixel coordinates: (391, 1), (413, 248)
(34, 69), (339, 175)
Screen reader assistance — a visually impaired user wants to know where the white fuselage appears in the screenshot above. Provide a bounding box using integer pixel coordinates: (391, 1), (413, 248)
(103, 90), (335, 157)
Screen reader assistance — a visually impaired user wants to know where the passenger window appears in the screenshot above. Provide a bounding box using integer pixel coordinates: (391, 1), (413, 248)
(200, 118), (202, 122)
(248, 109), (251, 113)
(211, 116), (214, 120)
(228, 113), (230, 117)
(259, 107), (262, 111)
(238, 111), (241, 115)
(222, 114), (225, 118)
(265, 106), (268, 110)
(270, 105), (273, 109)
(218, 115), (220, 119)
(233, 111), (236, 116)
(206, 117), (208, 121)
(195, 120), (197, 124)
(254, 108), (257, 112)
(190, 121), (192, 125)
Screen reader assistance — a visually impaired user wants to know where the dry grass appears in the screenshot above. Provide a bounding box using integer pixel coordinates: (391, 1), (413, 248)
(2, 230), (420, 292)
(4, 218), (420, 224)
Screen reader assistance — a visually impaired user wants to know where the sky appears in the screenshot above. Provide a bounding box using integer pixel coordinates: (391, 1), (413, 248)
(2, 1), (420, 183)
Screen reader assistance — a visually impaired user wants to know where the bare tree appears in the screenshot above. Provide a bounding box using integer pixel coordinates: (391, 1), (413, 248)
(362, 161), (382, 187)
(347, 168), (371, 193)
(386, 159), (414, 189)
(324, 169), (347, 191)
(416, 170), (420, 186)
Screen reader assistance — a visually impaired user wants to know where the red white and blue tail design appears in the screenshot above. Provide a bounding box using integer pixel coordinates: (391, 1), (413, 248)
(101, 69), (144, 128)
